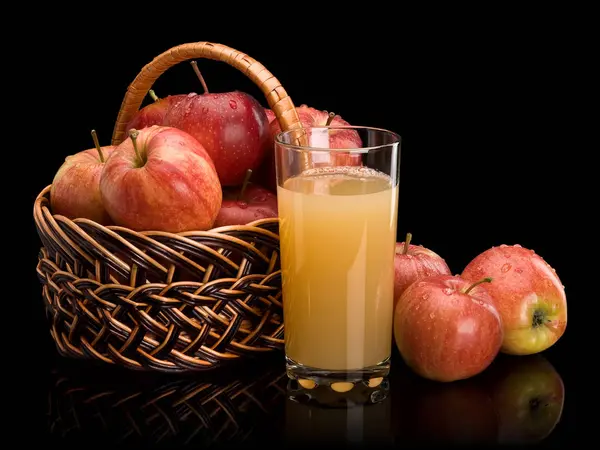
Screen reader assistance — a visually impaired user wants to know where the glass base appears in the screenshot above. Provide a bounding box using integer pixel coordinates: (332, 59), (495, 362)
(285, 356), (390, 408)
(285, 356), (390, 386)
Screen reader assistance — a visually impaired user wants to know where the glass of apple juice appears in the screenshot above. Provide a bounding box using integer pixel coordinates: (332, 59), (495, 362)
(275, 125), (401, 386)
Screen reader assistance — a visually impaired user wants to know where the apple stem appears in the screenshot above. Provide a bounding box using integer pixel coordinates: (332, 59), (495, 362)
(464, 277), (493, 295)
(238, 169), (253, 202)
(128, 129), (144, 167)
(325, 112), (336, 126)
(90, 129), (105, 163)
(149, 89), (159, 102)
(402, 232), (412, 254)
(190, 61), (209, 94)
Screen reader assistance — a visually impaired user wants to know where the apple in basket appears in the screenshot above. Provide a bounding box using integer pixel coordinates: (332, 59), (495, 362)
(50, 130), (116, 225)
(124, 61), (271, 187)
(124, 89), (182, 131)
(256, 105), (363, 192)
(99, 125), (222, 233)
(213, 169), (278, 227)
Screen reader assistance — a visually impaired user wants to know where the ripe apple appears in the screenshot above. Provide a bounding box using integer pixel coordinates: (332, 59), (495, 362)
(99, 126), (222, 232)
(264, 107), (275, 124)
(124, 63), (271, 187)
(256, 105), (363, 192)
(50, 130), (116, 225)
(482, 354), (565, 444)
(392, 369), (498, 445)
(394, 274), (503, 382)
(124, 89), (183, 131)
(461, 244), (567, 355)
(213, 169), (278, 227)
(393, 232), (452, 309)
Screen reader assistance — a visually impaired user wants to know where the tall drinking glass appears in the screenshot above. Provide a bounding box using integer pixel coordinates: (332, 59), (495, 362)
(275, 126), (401, 385)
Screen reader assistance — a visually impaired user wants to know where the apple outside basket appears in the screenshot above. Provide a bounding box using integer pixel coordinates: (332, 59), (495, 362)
(34, 42), (307, 373)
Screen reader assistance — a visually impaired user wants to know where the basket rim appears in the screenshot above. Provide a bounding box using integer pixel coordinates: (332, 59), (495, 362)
(34, 184), (281, 238)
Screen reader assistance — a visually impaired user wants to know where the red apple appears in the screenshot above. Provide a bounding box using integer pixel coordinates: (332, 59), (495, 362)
(50, 130), (116, 225)
(393, 232), (452, 310)
(99, 126), (222, 232)
(124, 90), (183, 131)
(124, 65), (271, 187)
(256, 105), (363, 192)
(461, 244), (567, 356)
(482, 354), (565, 444)
(213, 170), (278, 227)
(394, 275), (503, 382)
(264, 107), (275, 124)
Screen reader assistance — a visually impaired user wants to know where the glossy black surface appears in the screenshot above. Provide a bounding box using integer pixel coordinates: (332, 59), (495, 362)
(36, 339), (572, 448)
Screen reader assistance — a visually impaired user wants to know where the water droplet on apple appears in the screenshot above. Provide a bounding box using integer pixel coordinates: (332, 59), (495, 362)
(187, 92), (197, 98)
(514, 244), (522, 248)
(515, 267), (523, 273)
(478, 300), (484, 305)
(544, 279), (552, 288)
(229, 100), (238, 109)
(237, 202), (248, 209)
(202, 107), (209, 114)
(417, 281), (426, 287)
(443, 288), (453, 295)
(501, 263), (512, 273)
(500, 244), (507, 248)
(422, 293), (430, 300)
(429, 312), (435, 319)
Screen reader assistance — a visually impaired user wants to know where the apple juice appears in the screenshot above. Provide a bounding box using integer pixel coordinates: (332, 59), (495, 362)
(277, 166), (398, 371)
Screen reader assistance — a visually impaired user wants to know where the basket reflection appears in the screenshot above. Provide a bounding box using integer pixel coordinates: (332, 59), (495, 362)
(47, 360), (287, 446)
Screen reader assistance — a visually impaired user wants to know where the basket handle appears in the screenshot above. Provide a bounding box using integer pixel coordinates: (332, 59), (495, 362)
(111, 42), (305, 146)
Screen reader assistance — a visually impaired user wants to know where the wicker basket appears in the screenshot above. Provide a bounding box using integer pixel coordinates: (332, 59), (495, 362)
(34, 42), (304, 373)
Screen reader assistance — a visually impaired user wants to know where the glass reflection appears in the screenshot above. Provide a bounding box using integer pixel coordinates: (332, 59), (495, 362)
(284, 377), (393, 446)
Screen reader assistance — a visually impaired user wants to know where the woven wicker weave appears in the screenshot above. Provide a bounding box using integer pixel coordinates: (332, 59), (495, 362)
(34, 42), (303, 372)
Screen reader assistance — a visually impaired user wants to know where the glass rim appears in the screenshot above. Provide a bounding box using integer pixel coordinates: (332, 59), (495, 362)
(274, 125), (401, 153)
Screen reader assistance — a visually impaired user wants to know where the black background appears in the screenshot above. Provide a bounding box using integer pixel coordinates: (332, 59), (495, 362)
(21, 6), (578, 448)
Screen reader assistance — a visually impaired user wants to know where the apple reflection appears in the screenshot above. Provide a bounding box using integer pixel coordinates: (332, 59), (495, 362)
(391, 364), (498, 445)
(482, 353), (565, 444)
(391, 353), (565, 446)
